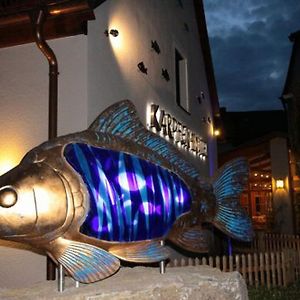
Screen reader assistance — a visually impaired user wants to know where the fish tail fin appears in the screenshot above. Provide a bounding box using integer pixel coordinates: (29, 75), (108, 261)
(212, 158), (254, 242)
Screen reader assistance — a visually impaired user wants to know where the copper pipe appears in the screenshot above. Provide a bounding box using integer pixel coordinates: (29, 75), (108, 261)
(32, 9), (58, 280)
(33, 9), (58, 140)
(48, 1), (90, 16)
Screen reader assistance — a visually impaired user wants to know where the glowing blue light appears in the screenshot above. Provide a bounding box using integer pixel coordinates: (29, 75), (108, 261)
(139, 202), (151, 215)
(64, 143), (191, 242)
(118, 171), (146, 192)
(123, 199), (132, 208)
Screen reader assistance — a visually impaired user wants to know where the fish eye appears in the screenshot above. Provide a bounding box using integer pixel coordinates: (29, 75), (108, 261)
(0, 187), (18, 208)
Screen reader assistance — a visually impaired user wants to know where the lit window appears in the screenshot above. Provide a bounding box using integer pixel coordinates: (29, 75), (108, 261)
(175, 48), (189, 112)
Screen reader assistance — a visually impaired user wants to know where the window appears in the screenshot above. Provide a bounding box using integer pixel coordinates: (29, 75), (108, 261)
(175, 48), (189, 113)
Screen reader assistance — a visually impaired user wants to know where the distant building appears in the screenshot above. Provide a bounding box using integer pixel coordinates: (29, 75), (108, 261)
(281, 30), (300, 234)
(0, 0), (219, 287)
(218, 109), (294, 234)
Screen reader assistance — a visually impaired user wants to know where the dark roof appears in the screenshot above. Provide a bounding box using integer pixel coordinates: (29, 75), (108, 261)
(281, 29), (300, 97)
(219, 109), (287, 150)
(289, 30), (300, 42)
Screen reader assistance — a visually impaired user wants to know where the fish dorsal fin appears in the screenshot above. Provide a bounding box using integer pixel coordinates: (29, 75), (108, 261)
(89, 100), (199, 179)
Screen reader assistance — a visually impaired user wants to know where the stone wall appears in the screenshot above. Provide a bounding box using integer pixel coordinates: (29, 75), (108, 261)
(0, 266), (248, 300)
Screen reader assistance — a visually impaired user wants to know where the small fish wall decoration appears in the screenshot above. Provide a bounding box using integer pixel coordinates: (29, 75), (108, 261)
(0, 100), (253, 283)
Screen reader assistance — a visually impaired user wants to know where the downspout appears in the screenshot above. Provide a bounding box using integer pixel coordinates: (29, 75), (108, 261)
(32, 9), (58, 280)
(33, 9), (58, 140)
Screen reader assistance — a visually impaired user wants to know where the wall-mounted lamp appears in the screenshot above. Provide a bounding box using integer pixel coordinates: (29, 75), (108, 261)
(151, 40), (160, 54)
(104, 29), (119, 37)
(162, 69), (170, 81)
(276, 179), (284, 189)
(137, 62), (148, 74)
(199, 153), (207, 161)
(213, 129), (221, 137)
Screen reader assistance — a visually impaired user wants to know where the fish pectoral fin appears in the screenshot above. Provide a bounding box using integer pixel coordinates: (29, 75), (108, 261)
(108, 240), (169, 263)
(167, 226), (211, 253)
(48, 238), (120, 283)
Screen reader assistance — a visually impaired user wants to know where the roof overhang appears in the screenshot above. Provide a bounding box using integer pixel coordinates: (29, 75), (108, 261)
(193, 0), (220, 118)
(0, 0), (106, 48)
(281, 29), (300, 98)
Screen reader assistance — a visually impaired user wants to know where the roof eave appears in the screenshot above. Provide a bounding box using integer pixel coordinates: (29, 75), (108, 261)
(193, 0), (220, 118)
(281, 30), (300, 97)
(0, 0), (107, 48)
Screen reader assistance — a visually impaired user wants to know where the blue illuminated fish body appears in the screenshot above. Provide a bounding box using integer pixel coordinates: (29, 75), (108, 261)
(0, 100), (253, 284)
(64, 144), (192, 242)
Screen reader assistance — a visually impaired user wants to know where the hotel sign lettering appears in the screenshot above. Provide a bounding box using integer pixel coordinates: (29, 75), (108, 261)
(149, 104), (207, 158)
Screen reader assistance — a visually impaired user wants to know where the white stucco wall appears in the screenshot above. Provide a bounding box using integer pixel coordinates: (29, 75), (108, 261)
(0, 35), (87, 287)
(270, 137), (294, 234)
(88, 0), (217, 176)
(0, 36), (88, 175)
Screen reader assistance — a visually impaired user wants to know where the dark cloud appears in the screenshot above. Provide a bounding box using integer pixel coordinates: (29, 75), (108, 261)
(203, 0), (300, 111)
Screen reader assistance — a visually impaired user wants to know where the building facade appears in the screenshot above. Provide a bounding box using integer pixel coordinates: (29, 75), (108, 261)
(281, 30), (300, 233)
(218, 110), (293, 235)
(0, 0), (219, 287)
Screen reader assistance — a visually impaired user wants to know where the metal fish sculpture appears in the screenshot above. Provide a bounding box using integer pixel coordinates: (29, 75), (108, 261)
(0, 100), (253, 283)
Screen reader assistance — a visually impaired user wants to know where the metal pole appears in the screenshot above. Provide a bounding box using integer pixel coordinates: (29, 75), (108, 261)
(33, 9), (58, 140)
(159, 240), (166, 274)
(46, 258), (56, 281)
(33, 9), (58, 280)
(228, 236), (232, 256)
(57, 264), (65, 293)
(32, 9), (59, 281)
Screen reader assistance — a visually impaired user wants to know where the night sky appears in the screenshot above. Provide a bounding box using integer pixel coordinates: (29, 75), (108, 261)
(203, 0), (300, 111)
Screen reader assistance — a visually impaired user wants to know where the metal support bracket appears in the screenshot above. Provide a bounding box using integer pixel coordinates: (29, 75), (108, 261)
(57, 264), (65, 293)
(159, 240), (166, 274)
